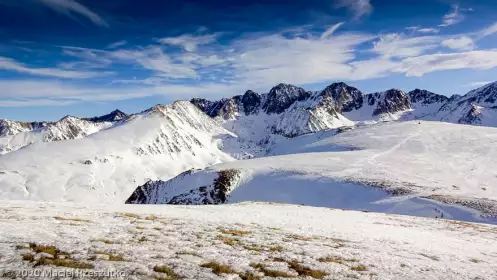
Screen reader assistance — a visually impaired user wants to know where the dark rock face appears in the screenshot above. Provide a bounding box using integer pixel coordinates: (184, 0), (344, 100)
(408, 89), (449, 105)
(373, 89), (411, 116)
(322, 82), (364, 112)
(241, 90), (262, 115)
(262, 83), (310, 114)
(84, 109), (128, 123)
(169, 169), (241, 204)
(190, 98), (225, 118)
(458, 104), (482, 124)
(125, 169), (242, 205)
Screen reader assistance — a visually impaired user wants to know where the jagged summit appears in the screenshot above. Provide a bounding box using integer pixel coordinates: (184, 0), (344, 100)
(84, 109), (128, 123)
(262, 83), (309, 114)
(320, 82), (363, 112)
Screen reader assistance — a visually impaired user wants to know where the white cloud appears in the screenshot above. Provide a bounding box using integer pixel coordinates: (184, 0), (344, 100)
(109, 47), (199, 79)
(158, 34), (219, 52)
(466, 81), (493, 87)
(0, 56), (111, 78)
(0, 99), (76, 107)
(405, 26), (439, 34)
(107, 40), (127, 49)
(398, 50), (497, 77)
(440, 5), (464, 27)
(228, 32), (374, 87)
(372, 33), (440, 58)
(321, 22), (345, 39)
(478, 22), (497, 38)
(38, 0), (108, 27)
(405, 26), (419, 32)
(418, 28), (440, 34)
(334, 0), (372, 19)
(441, 36), (475, 51)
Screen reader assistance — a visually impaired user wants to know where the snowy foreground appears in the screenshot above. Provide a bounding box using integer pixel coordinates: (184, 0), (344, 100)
(1, 201), (496, 280)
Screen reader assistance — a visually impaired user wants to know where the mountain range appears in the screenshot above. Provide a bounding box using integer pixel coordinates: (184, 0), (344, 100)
(1, 81), (497, 223)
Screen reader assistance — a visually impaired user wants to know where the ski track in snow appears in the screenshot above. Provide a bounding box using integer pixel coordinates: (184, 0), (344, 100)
(0, 201), (496, 280)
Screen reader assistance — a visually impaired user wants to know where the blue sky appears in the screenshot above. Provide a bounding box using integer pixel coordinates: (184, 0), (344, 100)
(1, 0), (497, 121)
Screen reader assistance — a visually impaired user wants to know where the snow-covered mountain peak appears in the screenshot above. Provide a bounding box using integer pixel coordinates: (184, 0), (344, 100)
(0, 119), (47, 137)
(371, 88), (411, 116)
(241, 90), (262, 115)
(84, 109), (128, 123)
(462, 81), (497, 105)
(262, 83), (310, 114)
(408, 89), (449, 105)
(320, 82), (364, 112)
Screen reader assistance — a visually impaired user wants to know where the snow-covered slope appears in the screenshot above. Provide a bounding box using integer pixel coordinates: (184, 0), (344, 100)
(432, 81), (497, 126)
(0, 110), (130, 154)
(0, 101), (234, 203)
(127, 121), (497, 224)
(1, 201), (496, 280)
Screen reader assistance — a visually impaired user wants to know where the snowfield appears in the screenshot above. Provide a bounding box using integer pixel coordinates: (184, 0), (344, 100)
(0, 201), (496, 280)
(128, 121), (497, 224)
(0, 102), (234, 203)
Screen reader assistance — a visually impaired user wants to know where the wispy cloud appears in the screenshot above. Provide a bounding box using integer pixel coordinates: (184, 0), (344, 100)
(398, 50), (497, 77)
(37, 0), (108, 27)
(404, 26), (439, 34)
(418, 28), (440, 34)
(439, 5), (465, 27)
(441, 36), (475, 51)
(106, 40), (127, 49)
(158, 33), (219, 52)
(0, 99), (76, 107)
(320, 22), (345, 39)
(465, 81), (493, 87)
(333, 0), (372, 20)
(372, 33), (440, 58)
(0, 56), (112, 78)
(477, 22), (497, 39)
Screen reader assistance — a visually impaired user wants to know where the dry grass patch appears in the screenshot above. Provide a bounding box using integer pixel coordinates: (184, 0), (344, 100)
(350, 264), (367, 271)
(136, 226), (146, 230)
(250, 263), (294, 278)
(154, 227), (162, 231)
(287, 260), (328, 279)
(22, 253), (35, 262)
(145, 215), (159, 221)
(318, 256), (359, 264)
(153, 265), (181, 279)
(137, 236), (149, 242)
(54, 216), (90, 222)
(176, 250), (201, 257)
(201, 261), (237, 275)
(268, 245), (284, 252)
(108, 254), (126, 262)
(121, 212), (140, 218)
(35, 257), (94, 269)
(238, 271), (262, 280)
(28, 243), (69, 257)
(470, 258), (482, 263)
(216, 235), (239, 246)
(243, 245), (263, 252)
(91, 238), (119, 244)
(219, 228), (250, 236)
(287, 234), (313, 241)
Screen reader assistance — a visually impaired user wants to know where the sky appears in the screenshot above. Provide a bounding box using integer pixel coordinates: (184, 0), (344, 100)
(1, 0), (497, 121)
